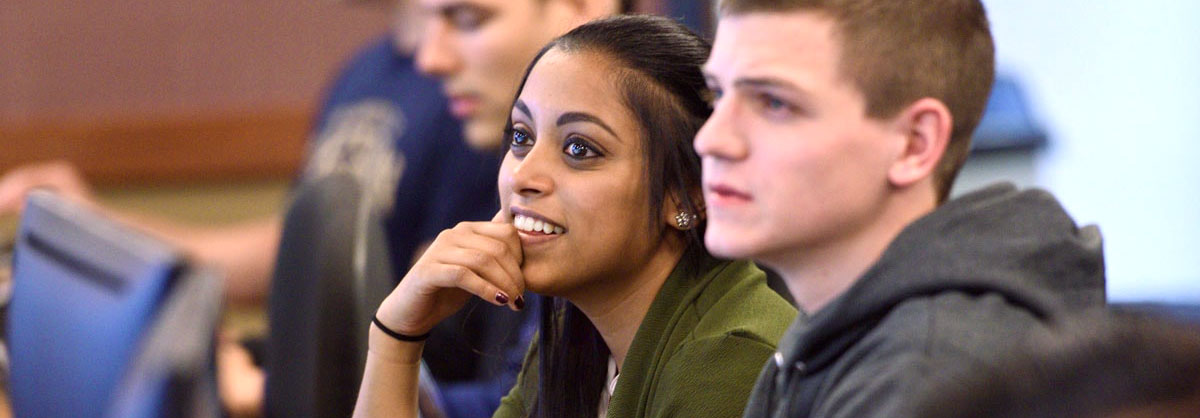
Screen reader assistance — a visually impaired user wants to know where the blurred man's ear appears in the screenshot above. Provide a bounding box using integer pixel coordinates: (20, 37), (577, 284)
(391, 0), (422, 54)
(886, 98), (952, 190)
(552, 0), (621, 24)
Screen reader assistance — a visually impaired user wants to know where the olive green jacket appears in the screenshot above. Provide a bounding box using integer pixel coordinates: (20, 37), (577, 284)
(493, 257), (796, 418)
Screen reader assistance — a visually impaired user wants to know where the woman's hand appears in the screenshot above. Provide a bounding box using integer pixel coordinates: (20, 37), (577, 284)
(374, 212), (525, 338)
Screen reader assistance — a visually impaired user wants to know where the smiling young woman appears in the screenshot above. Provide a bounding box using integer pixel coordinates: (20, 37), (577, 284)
(355, 15), (796, 418)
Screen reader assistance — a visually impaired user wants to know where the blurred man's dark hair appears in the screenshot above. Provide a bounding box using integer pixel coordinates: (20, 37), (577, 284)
(915, 311), (1200, 418)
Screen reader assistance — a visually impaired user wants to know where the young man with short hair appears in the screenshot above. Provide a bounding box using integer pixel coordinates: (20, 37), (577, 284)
(413, 0), (634, 149)
(696, 0), (1106, 416)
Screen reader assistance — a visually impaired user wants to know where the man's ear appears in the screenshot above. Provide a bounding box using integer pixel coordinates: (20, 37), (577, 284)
(554, 0), (619, 24)
(887, 98), (953, 188)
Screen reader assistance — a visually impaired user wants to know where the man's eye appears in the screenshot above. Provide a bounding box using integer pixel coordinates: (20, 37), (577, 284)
(762, 94), (787, 110)
(447, 8), (488, 30)
(757, 93), (798, 118)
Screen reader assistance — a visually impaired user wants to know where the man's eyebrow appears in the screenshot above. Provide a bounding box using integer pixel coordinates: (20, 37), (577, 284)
(733, 76), (806, 94)
(514, 100), (532, 119)
(703, 71), (806, 91)
(427, 2), (472, 16)
(558, 112), (619, 139)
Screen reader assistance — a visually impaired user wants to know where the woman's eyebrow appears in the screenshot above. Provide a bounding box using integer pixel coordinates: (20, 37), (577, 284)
(557, 112), (619, 140)
(514, 100), (533, 119)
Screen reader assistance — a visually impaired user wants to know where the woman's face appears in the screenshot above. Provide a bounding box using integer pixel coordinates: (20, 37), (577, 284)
(498, 49), (669, 297)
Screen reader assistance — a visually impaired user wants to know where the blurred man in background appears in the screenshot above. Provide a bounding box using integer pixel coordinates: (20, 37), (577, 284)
(0, 0), (650, 416)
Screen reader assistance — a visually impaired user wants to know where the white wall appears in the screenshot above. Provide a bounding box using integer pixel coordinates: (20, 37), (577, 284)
(980, 0), (1200, 302)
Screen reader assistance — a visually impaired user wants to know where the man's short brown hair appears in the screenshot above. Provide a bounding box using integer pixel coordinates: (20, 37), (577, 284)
(719, 0), (995, 202)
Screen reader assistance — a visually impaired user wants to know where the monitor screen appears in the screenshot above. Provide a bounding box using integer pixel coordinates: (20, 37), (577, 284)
(5, 191), (215, 418)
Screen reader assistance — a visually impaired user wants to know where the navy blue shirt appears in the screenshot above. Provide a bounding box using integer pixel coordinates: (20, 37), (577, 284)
(310, 36), (502, 273)
(305, 35), (527, 418)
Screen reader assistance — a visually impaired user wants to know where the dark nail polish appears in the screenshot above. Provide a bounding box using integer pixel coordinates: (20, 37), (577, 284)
(495, 292), (510, 305)
(514, 296), (525, 310)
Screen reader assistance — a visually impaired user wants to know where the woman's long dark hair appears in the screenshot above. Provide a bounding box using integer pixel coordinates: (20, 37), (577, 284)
(504, 15), (713, 418)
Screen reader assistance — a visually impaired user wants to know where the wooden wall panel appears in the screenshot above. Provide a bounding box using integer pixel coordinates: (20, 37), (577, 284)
(0, 0), (394, 184)
(0, 109), (311, 184)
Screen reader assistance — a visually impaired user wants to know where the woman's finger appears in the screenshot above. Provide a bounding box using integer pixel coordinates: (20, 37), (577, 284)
(430, 263), (520, 311)
(457, 239), (524, 292)
(438, 222), (522, 286)
(434, 245), (523, 308)
(463, 221), (523, 266)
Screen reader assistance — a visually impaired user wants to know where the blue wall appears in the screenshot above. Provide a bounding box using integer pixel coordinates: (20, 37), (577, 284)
(982, 0), (1200, 302)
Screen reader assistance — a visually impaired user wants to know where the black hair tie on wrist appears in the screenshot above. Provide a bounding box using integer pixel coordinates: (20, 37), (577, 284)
(372, 316), (430, 342)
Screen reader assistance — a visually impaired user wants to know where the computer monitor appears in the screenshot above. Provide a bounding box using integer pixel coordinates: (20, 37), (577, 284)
(106, 266), (222, 418)
(6, 191), (220, 418)
(971, 75), (1048, 152)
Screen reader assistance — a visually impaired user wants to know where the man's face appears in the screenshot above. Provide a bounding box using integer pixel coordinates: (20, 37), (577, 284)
(695, 11), (897, 269)
(415, 0), (579, 150)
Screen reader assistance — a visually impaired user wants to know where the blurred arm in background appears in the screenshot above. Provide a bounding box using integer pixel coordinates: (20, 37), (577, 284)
(0, 160), (279, 305)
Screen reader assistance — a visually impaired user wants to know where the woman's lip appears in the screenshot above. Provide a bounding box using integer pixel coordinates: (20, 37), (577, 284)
(509, 207), (566, 232)
(517, 230), (560, 247)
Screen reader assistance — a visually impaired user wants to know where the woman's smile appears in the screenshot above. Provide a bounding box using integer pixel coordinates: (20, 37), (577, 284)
(511, 207), (566, 247)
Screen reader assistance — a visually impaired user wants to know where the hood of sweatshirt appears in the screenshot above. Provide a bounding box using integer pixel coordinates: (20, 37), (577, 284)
(777, 182), (1106, 370)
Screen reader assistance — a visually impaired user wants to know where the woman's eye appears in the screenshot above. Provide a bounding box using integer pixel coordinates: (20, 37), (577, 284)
(563, 139), (600, 159)
(510, 129), (532, 147)
(507, 127), (533, 157)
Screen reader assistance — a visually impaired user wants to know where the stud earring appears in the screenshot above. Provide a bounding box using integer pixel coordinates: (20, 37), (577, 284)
(674, 211), (697, 230)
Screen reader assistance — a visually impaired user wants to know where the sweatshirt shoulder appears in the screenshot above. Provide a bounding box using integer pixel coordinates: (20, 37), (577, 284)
(812, 292), (1054, 417)
(877, 290), (1053, 360)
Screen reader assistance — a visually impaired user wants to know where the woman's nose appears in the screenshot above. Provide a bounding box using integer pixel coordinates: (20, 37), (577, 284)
(507, 144), (555, 198)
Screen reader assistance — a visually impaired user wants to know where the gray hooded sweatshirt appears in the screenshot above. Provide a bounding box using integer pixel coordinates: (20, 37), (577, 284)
(742, 183), (1106, 418)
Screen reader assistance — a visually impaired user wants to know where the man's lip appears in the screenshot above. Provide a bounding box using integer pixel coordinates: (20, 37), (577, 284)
(706, 183), (754, 202)
(448, 94), (479, 119)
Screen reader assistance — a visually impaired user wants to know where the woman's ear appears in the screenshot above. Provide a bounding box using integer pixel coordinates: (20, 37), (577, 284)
(664, 189), (704, 231)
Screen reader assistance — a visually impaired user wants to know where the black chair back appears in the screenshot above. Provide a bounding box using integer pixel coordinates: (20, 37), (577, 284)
(264, 172), (395, 417)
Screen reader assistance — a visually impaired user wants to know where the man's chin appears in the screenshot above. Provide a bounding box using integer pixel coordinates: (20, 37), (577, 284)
(704, 230), (756, 260)
(462, 119), (507, 151)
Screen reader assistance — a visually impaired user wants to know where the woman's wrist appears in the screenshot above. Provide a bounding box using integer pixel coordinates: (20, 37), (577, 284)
(373, 316), (430, 342)
(368, 321), (426, 365)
